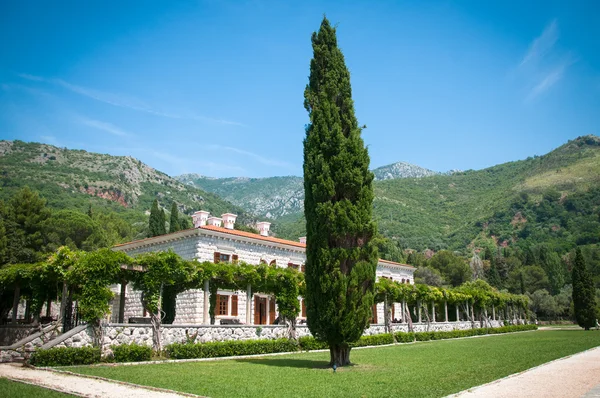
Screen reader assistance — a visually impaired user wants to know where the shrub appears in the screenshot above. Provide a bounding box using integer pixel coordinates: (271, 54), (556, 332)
(112, 343), (152, 363)
(351, 333), (394, 347)
(165, 338), (299, 360)
(394, 332), (415, 343)
(30, 347), (101, 367)
(298, 336), (328, 351)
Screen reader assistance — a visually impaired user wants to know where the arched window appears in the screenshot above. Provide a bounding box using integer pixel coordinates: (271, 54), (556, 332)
(401, 278), (405, 283)
(269, 260), (277, 266)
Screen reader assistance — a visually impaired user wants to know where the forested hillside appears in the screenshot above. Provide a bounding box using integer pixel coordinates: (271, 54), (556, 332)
(0, 140), (254, 242)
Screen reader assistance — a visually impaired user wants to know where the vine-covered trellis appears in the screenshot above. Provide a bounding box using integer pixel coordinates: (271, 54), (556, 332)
(0, 246), (527, 350)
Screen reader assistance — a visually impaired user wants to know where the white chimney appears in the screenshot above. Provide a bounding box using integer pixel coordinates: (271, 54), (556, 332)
(299, 237), (306, 244)
(207, 217), (223, 227)
(192, 210), (210, 228)
(221, 213), (237, 230)
(256, 221), (271, 237)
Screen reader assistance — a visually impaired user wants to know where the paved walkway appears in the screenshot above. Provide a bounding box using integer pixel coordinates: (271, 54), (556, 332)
(452, 346), (600, 398)
(0, 363), (201, 397)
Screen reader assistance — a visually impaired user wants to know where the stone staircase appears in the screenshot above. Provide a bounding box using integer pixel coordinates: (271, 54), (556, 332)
(0, 322), (61, 363)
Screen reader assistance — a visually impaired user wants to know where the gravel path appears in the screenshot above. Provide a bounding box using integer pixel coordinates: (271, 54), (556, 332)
(451, 346), (600, 398)
(0, 363), (202, 398)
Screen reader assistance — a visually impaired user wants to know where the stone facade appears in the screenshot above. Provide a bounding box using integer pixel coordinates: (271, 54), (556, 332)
(112, 224), (416, 326)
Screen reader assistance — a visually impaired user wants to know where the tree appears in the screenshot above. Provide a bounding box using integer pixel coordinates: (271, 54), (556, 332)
(4, 187), (50, 264)
(303, 17), (377, 367)
(148, 199), (166, 237)
(169, 202), (181, 233)
(572, 247), (596, 330)
(429, 251), (471, 287)
(470, 253), (484, 280)
(414, 266), (444, 287)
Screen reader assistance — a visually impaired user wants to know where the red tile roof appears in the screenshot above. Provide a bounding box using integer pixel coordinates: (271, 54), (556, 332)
(198, 225), (306, 248)
(114, 225), (414, 269)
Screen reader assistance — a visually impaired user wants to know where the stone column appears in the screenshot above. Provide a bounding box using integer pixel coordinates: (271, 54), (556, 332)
(455, 304), (460, 322)
(11, 283), (20, 324)
(118, 282), (127, 323)
(492, 305), (496, 321)
(246, 284), (252, 325)
(203, 280), (210, 325)
(401, 300), (406, 323)
(431, 301), (436, 322)
(444, 300), (448, 323)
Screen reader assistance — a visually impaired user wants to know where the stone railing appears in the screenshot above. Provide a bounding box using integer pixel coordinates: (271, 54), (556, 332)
(0, 322), (61, 363)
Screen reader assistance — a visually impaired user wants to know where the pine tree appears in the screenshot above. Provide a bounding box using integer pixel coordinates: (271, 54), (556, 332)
(303, 17), (377, 367)
(149, 199), (166, 237)
(572, 247), (596, 330)
(169, 202), (181, 233)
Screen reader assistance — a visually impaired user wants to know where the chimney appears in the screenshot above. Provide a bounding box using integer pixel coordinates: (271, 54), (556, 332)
(221, 213), (237, 230)
(299, 237), (306, 244)
(256, 221), (271, 237)
(207, 217), (223, 227)
(192, 210), (210, 228)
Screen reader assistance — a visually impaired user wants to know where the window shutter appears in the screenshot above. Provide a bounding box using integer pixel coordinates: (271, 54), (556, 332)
(371, 304), (378, 324)
(214, 252), (220, 263)
(269, 299), (276, 324)
(232, 254), (239, 264)
(301, 264), (306, 273)
(231, 295), (238, 316)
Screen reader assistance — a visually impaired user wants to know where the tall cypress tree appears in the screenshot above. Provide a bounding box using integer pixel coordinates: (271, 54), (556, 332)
(169, 202), (181, 233)
(303, 17), (377, 367)
(149, 199), (166, 237)
(572, 247), (596, 330)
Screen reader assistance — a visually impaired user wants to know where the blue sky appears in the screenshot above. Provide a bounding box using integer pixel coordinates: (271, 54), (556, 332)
(1, 1), (599, 178)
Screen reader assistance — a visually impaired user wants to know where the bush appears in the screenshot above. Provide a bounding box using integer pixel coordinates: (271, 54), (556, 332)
(111, 343), (152, 363)
(165, 338), (299, 360)
(351, 333), (394, 348)
(298, 336), (328, 351)
(30, 347), (101, 367)
(394, 332), (415, 343)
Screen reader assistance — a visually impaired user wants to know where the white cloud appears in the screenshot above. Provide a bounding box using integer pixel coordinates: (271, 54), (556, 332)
(206, 144), (295, 169)
(78, 117), (134, 137)
(520, 20), (558, 67)
(17, 73), (245, 126)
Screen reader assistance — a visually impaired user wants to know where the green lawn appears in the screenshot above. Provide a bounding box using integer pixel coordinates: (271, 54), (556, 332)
(0, 378), (72, 397)
(69, 330), (600, 398)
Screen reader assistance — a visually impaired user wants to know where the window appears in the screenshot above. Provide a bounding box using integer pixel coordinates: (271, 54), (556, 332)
(231, 295), (238, 316)
(232, 254), (239, 264)
(269, 260), (277, 266)
(370, 304), (378, 324)
(214, 252), (231, 263)
(217, 295), (228, 315)
(287, 263), (299, 270)
(301, 264), (306, 273)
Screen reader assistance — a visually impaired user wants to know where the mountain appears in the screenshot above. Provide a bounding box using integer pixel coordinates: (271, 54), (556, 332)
(0, 141), (254, 237)
(176, 160), (439, 220)
(177, 174), (303, 220)
(372, 161), (441, 180)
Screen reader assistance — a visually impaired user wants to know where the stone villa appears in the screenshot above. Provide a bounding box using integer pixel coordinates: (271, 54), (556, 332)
(111, 211), (415, 325)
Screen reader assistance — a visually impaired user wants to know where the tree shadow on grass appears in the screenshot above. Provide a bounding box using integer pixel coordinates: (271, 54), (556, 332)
(235, 358), (356, 369)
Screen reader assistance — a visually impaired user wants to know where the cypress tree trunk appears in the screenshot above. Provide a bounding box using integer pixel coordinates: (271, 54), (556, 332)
(303, 17), (377, 367)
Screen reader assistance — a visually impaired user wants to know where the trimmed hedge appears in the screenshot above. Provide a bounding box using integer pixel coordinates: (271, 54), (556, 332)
(165, 338), (299, 360)
(29, 347), (101, 367)
(28, 325), (537, 365)
(112, 343), (153, 362)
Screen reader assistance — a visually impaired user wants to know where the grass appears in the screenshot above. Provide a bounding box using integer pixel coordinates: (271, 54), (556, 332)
(0, 378), (72, 397)
(67, 330), (600, 398)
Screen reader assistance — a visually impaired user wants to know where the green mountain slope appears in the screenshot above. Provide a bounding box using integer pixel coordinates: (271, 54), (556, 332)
(256, 135), (600, 251)
(0, 141), (253, 239)
(177, 174), (303, 219)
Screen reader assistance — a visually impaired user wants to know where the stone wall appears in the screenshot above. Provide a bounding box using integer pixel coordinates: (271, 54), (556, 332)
(0, 323), (61, 363)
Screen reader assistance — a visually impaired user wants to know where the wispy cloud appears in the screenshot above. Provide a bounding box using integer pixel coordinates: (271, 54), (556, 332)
(39, 135), (61, 146)
(78, 117), (134, 137)
(517, 19), (574, 101)
(206, 144), (295, 169)
(17, 73), (245, 126)
(520, 19), (558, 67)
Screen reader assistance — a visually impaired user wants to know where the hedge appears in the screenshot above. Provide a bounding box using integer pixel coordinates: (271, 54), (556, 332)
(165, 338), (299, 360)
(29, 347), (101, 367)
(28, 324), (537, 365)
(112, 343), (153, 362)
